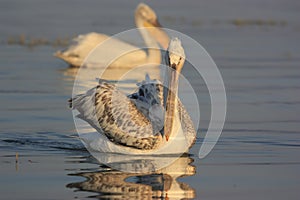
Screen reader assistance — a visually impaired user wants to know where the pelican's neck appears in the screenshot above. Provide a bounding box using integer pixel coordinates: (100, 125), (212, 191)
(135, 18), (161, 65)
(148, 28), (170, 50)
(163, 67), (180, 141)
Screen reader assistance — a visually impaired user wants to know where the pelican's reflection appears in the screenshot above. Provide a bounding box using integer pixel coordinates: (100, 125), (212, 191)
(67, 155), (195, 199)
(61, 62), (162, 94)
(61, 67), (79, 80)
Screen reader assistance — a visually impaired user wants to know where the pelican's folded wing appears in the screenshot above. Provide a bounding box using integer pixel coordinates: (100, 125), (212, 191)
(55, 32), (147, 68)
(69, 82), (162, 150)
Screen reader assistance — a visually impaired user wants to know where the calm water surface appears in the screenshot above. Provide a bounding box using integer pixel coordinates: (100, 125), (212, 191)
(0, 0), (300, 199)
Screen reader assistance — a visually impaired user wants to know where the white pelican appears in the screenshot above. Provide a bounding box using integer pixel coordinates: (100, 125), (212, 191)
(69, 38), (196, 154)
(55, 3), (169, 68)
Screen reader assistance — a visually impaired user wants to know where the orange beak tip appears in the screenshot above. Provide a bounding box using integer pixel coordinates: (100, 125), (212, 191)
(166, 135), (169, 141)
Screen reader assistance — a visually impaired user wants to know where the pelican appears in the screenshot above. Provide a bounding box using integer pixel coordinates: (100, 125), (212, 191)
(55, 3), (169, 68)
(69, 38), (196, 154)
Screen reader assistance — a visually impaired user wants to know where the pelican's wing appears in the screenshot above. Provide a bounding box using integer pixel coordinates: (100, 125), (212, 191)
(55, 32), (147, 68)
(177, 100), (197, 147)
(69, 81), (162, 150)
(54, 32), (110, 67)
(86, 35), (147, 68)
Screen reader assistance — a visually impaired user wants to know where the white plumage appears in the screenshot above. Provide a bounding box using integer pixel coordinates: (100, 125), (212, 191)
(69, 38), (196, 155)
(55, 3), (169, 68)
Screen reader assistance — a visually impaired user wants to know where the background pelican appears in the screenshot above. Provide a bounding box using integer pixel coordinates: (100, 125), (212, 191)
(55, 3), (169, 68)
(69, 38), (196, 155)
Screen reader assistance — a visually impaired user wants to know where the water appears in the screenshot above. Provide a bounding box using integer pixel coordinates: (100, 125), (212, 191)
(1, 0), (300, 199)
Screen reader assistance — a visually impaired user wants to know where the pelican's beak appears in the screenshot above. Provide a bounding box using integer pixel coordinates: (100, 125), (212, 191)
(166, 135), (169, 141)
(164, 68), (179, 142)
(144, 19), (162, 28)
(152, 19), (162, 28)
(163, 38), (185, 142)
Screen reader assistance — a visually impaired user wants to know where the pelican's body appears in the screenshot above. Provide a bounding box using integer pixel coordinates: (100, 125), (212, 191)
(69, 38), (196, 155)
(70, 79), (195, 154)
(55, 3), (169, 68)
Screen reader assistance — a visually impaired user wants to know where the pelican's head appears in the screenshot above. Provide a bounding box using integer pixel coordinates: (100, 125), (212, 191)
(135, 3), (170, 49)
(166, 38), (186, 73)
(135, 3), (161, 28)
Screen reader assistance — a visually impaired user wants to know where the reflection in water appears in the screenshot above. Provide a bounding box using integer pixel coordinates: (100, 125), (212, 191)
(67, 155), (195, 199)
(61, 67), (79, 80)
(62, 63), (161, 94)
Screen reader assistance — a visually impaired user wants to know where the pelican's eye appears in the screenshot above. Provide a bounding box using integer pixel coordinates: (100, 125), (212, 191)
(178, 57), (182, 65)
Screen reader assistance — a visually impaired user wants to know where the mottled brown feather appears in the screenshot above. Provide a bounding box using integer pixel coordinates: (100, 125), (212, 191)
(70, 82), (162, 150)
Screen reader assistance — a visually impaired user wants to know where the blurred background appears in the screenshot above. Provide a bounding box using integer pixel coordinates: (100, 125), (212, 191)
(0, 0), (299, 199)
